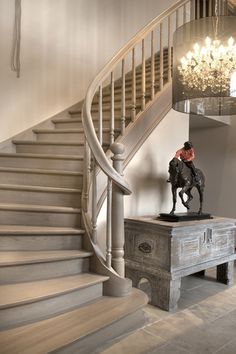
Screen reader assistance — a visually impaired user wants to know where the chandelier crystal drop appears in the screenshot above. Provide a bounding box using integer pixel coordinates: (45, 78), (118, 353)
(178, 36), (236, 94)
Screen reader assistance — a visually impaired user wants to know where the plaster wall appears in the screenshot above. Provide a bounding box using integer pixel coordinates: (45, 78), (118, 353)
(190, 117), (236, 218)
(0, 0), (177, 143)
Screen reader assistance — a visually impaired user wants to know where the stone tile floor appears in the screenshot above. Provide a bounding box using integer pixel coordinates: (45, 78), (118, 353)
(97, 265), (236, 354)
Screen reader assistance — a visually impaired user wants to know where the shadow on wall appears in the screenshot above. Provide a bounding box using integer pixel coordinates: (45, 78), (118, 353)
(125, 150), (170, 216)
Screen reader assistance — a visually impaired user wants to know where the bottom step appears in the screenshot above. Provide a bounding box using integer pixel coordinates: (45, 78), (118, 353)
(0, 289), (148, 354)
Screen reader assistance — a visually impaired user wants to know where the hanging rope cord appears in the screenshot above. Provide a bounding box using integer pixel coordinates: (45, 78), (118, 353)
(11, 0), (21, 78)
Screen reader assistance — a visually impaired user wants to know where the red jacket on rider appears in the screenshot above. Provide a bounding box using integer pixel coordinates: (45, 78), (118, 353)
(175, 147), (195, 162)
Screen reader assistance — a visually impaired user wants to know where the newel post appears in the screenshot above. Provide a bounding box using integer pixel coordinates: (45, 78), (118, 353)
(110, 143), (125, 277)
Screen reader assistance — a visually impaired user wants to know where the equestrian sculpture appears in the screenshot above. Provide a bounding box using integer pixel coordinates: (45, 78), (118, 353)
(168, 142), (205, 215)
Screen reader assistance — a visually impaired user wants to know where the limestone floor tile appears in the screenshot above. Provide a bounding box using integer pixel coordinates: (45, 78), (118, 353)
(145, 309), (204, 341)
(214, 338), (236, 354)
(98, 328), (166, 354)
(148, 341), (194, 354)
(169, 313), (236, 354)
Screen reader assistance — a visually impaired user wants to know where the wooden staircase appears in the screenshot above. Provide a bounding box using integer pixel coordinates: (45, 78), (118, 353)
(0, 46), (170, 354)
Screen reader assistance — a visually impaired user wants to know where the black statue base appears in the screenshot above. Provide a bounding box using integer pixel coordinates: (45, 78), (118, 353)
(159, 212), (212, 222)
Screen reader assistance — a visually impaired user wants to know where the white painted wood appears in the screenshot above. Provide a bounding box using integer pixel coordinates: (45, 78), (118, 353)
(159, 22), (163, 91)
(0, 153), (84, 171)
(141, 39), (146, 111)
(121, 58), (126, 135)
(0, 184), (81, 208)
(13, 140), (84, 155)
(131, 47), (136, 121)
(0, 203), (81, 227)
(0, 167), (82, 188)
(110, 71), (115, 145)
(0, 226), (84, 251)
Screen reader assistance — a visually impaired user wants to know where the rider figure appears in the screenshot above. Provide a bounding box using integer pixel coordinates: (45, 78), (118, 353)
(167, 141), (198, 182)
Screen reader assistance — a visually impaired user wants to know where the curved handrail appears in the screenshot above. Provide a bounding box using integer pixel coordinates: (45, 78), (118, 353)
(82, 0), (190, 195)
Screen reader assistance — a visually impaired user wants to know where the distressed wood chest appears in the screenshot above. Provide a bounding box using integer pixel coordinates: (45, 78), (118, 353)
(124, 216), (236, 311)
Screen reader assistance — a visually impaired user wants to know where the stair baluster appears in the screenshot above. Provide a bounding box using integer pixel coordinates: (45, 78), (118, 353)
(121, 58), (126, 135)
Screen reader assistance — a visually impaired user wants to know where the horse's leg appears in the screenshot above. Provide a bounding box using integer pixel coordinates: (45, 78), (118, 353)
(179, 185), (191, 209)
(196, 185), (204, 214)
(185, 188), (193, 209)
(170, 186), (177, 215)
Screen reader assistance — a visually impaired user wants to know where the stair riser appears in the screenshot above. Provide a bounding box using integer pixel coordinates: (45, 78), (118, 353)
(0, 156), (84, 171)
(0, 283), (102, 331)
(0, 171), (82, 188)
(54, 119), (125, 130)
(0, 257), (89, 284)
(0, 210), (81, 227)
(15, 144), (84, 156)
(36, 132), (84, 142)
(35, 131), (120, 144)
(0, 189), (81, 208)
(0, 234), (83, 251)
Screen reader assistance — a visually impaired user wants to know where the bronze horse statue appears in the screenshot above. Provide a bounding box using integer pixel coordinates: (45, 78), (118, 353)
(168, 157), (205, 215)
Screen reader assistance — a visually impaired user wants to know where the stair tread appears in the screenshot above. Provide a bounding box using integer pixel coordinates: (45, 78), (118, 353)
(13, 140), (84, 146)
(0, 166), (83, 176)
(0, 202), (81, 213)
(0, 289), (146, 354)
(0, 249), (92, 266)
(0, 225), (84, 235)
(0, 152), (83, 160)
(0, 273), (108, 309)
(33, 127), (121, 133)
(0, 183), (81, 193)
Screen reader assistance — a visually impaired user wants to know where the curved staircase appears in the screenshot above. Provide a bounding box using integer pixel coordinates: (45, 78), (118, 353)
(0, 0), (218, 352)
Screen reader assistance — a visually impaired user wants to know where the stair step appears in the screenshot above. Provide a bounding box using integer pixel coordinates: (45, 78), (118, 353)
(0, 167), (83, 188)
(0, 225), (84, 251)
(13, 140), (84, 156)
(33, 128), (121, 143)
(0, 249), (91, 284)
(0, 203), (81, 227)
(0, 184), (82, 208)
(0, 153), (84, 171)
(0, 289), (147, 354)
(0, 273), (108, 330)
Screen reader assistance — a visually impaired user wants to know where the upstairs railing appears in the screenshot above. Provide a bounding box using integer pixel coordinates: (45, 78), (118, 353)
(82, 0), (228, 281)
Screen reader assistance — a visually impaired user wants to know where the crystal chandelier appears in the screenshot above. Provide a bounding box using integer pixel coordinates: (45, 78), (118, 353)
(178, 36), (236, 94)
(172, 8), (236, 116)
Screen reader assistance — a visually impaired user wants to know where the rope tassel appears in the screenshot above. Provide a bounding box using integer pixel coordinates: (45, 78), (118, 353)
(11, 0), (21, 78)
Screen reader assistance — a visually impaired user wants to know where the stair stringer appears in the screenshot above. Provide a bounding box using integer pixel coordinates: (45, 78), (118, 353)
(81, 84), (172, 295)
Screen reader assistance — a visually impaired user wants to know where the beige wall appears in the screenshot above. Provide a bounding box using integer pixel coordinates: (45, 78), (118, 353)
(124, 109), (189, 217)
(0, 0), (177, 143)
(190, 118), (236, 218)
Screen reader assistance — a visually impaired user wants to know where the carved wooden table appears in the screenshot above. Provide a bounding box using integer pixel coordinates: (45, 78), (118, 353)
(124, 216), (236, 311)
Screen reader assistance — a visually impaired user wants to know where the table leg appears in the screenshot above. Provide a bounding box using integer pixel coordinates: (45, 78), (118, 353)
(217, 261), (234, 286)
(151, 277), (181, 312)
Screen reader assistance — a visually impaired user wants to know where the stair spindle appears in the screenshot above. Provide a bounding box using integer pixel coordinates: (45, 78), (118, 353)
(92, 156), (97, 244)
(183, 4), (187, 23)
(131, 47), (136, 121)
(203, 0), (206, 17)
(197, 0), (200, 19)
(121, 59), (126, 135)
(208, 0), (212, 17)
(141, 39), (146, 111)
(98, 85), (103, 145)
(176, 8), (179, 28)
(110, 71), (115, 145)
(168, 16), (172, 83)
(106, 177), (112, 268)
(159, 23), (163, 91)
(151, 31), (155, 100)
